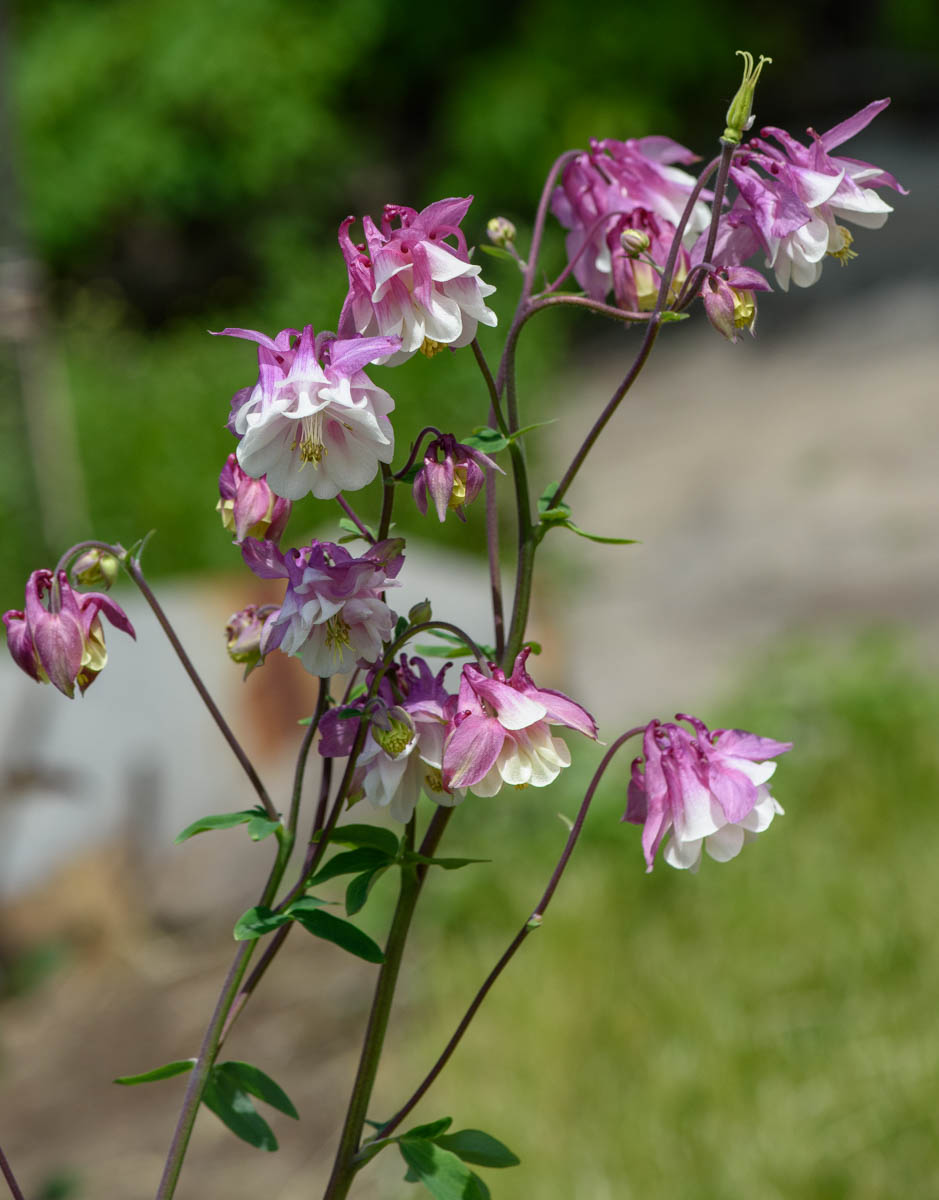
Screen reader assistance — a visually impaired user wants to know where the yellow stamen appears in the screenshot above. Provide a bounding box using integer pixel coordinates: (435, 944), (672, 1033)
(324, 614), (351, 657)
(827, 225), (858, 265)
(420, 337), (446, 358)
(424, 768), (445, 793)
(298, 411), (328, 465)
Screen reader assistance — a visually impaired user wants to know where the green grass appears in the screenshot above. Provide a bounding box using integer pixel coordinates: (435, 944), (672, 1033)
(368, 632), (939, 1198)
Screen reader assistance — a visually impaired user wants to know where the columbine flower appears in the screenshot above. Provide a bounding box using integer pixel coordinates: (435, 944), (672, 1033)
(217, 454), (291, 544)
(550, 137), (710, 302)
(225, 604), (271, 677)
(412, 434), (502, 522)
(241, 536), (404, 677)
(623, 715), (791, 873)
(215, 325), (400, 501)
(607, 208), (689, 312)
(3, 569), (135, 698)
(442, 648), (598, 797)
(729, 99), (907, 290)
(338, 197), (497, 365)
(319, 656), (457, 823)
(700, 265), (772, 342)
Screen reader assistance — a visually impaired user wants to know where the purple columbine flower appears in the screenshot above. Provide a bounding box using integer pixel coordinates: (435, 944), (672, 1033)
(217, 454), (292, 544)
(241, 536), (404, 677)
(337, 197), (498, 365)
(412, 434), (502, 523)
(442, 648), (598, 797)
(215, 325), (400, 501)
(3, 569), (135, 698)
(606, 207), (690, 312)
(551, 136), (710, 302)
(623, 715), (792, 873)
(726, 99), (907, 290)
(320, 656), (458, 823)
(225, 603), (271, 677)
(700, 265), (773, 342)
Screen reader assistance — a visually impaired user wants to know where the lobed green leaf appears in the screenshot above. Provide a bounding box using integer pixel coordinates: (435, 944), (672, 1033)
(308, 846), (396, 886)
(345, 866), (390, 916)
(316, 824), (400, 856)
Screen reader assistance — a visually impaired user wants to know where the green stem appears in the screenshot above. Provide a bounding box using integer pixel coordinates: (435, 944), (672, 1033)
(322, 807), (453, 1200)
(155, 837), (292, 1200)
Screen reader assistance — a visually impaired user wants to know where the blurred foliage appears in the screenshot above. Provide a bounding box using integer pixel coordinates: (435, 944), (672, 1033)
(1, 0), (936, 599)
(371, 632), (939, 1198)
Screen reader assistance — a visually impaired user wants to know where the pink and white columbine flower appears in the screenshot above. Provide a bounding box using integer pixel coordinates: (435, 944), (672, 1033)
(241, 536), (404, 677)
(319, 656), (458, 823)
(338, 197), (497, 365)
(217, 454), (291, 544)
(442, 648), (598, 797)
(623, 715), (792, 873)
(412, 433), (502, 523)
(728, 99), (907, 290)
(551, 137), (711, 302)
(215, 325), (400, 501)
(3, 569), (135, 698)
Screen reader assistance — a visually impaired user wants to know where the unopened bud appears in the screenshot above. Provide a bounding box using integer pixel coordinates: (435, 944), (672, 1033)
(723, 50), (772, 145)
(408, 599), (433, 627)
(487, 216), (517, 248)
(619, 229), (651, 258)
(72, 548), (120, 590)
(226, 604), (266, 676)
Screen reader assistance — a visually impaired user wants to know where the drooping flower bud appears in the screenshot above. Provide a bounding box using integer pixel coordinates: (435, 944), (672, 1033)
(3, 569), (135, 698)
(701, 265), (772, 342)
(487, 216), (517, 248)
(71, 548), (120, 590)
(412, 434), (503, 523)
(225, 604), (270, 677)
(723, 50), (772, 145)
(407, 599), (433, 627)
(217, 454), (292, 544)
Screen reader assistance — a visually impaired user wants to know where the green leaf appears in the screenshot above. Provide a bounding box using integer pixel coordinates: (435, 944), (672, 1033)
(395, 615), (409, 639)
(462, 426), (509, 454)
(477, 243), (516, 263)
(114, 1059), (194, 1086)
(215, 1061), (299, 1120)
(338, 516), (376, 540)
(403, 853), (490, 871)
(467, 1175), (491, 1200)
(292, 908), (385, 964)
(436, 1130), (520, 1169)
(536, 483), (571, 521)
(659, 310), (690, 322)
(285, 895), (332, 916)
(405, 1117), (453, 1140)
(345, 866), (389, 916)
(308, 846), (395, 886)
(174, 808), (279, 844)
(316, 824), (400, 856)
(202, 1069), (277, 1151)
(398, 1138), (477, 1200)
(233, 905), (292, 941)
(563, 521), (638, 545)
(245, 814), (281, 841)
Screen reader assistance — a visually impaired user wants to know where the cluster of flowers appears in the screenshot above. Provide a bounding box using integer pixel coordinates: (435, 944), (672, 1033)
(551, 99), (905, 340)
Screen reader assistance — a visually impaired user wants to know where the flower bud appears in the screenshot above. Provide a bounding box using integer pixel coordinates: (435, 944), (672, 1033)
(412, 434), (503, 523)
(723, 50), (772, 145)
(225, 604), (268, 676)
(217, 454), (292, 544)
(619, 229), (651, 258)
(487, 216), (517, 248)
(71, 548), (120, 590)
(408, 599), (433, 627)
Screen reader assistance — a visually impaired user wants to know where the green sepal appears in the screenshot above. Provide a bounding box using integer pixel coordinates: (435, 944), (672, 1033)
(435, 1129), (520, 1168)
(314, 824), (400, 856)
(403, 852), (490, 871)
(114, 1059), (195, 1086)
(292, 907), (385, 964)
(202, 1067), (278, 1151)
(214, 1061), (299, 1120)
(174, 807), (281, 844)
(346, 866), (390, 915)
(308, 846), (396, 886)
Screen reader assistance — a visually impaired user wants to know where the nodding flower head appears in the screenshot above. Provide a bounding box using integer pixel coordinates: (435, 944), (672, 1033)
(217, 454), (292, 544)
(623, 714), (791, 872)
(4, 568), (135, 698)
(338, 197), (497, 365)
(413, 434), (503, 523)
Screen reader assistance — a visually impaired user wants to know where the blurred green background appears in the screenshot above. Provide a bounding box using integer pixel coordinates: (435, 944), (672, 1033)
(2, 2), (939, 1197)
(1, 0), (936, 592)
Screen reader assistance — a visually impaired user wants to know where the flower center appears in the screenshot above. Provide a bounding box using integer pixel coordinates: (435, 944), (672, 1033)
(424, 767), (445, 793)
(298, 411), (327, 465)
(324, 613), (351, 656)
(419, 337), (446, 358)
(448, 466), (468, 510)
(373, 718), (414, 758)
(827, 225), (858, 265)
